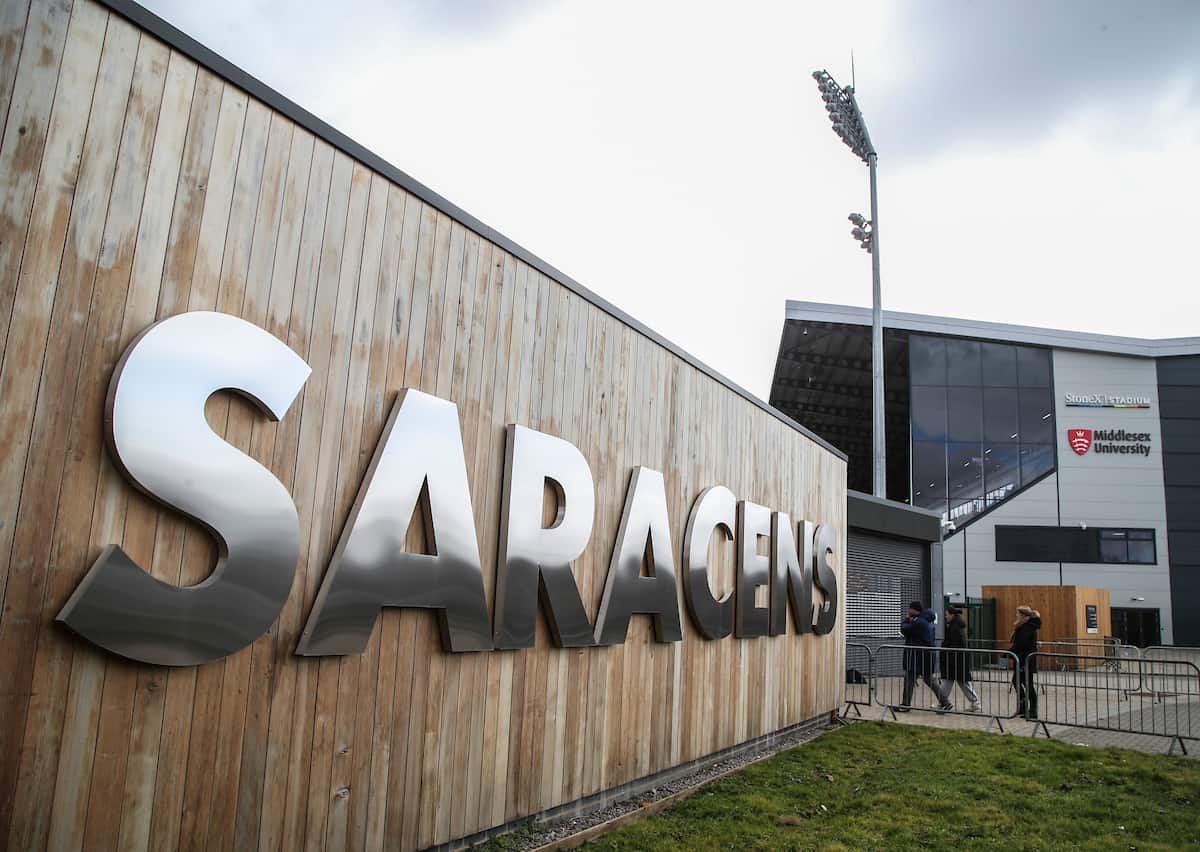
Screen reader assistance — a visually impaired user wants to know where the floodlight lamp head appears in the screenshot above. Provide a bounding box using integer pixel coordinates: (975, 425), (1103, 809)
(849, 213), (866, 226)
(851, 227), (868, 241)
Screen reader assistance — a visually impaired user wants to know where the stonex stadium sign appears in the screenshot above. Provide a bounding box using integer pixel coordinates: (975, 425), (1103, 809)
(1064, 392), (1152, 410)
(56, 312), (839, 667)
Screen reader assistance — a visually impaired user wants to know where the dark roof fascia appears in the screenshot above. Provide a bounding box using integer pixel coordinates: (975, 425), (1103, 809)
(785, 301), (1200, 359)
(847, 490), (943, 543)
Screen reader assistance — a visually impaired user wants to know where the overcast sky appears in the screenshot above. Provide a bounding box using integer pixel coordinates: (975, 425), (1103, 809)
(142, 0), (1200, 400)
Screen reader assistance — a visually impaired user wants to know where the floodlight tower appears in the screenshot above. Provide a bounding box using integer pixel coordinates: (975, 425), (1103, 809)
(812, 68), (885, 498)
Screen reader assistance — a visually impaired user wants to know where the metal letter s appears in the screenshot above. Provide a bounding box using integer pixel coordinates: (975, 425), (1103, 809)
(681, 486), (735, 640)
(56, 311), (311, 666)
(592, 467), (683, 645)
(493, 424), (595, 649)
(296, 389), (492, 655)
(812, 523), (839, 634)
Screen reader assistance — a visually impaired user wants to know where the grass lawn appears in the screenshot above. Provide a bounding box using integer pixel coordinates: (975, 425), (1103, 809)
(580, 722), (1199, 851)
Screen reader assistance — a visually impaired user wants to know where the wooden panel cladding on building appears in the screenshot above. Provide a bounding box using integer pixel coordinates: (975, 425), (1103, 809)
(983, 585), (1113, 645)
(0, 2), (846, 850)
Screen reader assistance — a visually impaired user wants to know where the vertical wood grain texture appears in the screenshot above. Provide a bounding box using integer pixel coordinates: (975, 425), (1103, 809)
(0, 3), (847, 850)
(983, 584), (1113, 646)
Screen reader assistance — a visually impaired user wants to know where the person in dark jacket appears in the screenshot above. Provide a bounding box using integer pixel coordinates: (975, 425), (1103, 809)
(942, 606), (981, 712)
(1009, 605), (1041, 719)
(899, 602), (952, 711)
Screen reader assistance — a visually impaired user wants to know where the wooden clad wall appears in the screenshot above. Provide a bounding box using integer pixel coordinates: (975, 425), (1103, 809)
(0, 2), (847, 850)
(1074, 586), (1113, 640)
(983, 585), (1111, 643)
(986, 586), (1075, 642)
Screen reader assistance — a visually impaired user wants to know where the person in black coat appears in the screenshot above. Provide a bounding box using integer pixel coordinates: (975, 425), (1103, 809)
(942, 606), (981, 712)
(1009, 605), (1041, 719)
(899, 601), (952, 711)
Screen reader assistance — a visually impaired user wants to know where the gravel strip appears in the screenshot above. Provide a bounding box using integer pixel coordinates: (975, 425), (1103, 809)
(495, 720), (835, 850)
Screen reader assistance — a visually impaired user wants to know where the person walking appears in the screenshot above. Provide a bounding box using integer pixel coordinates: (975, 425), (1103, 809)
(900, 601), (952, 712)
(942, 606), (981, 712)
(1009, 605), (1041, 719)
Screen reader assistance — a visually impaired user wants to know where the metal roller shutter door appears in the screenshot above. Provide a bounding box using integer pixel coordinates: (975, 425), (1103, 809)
(846, 530), (929, 641)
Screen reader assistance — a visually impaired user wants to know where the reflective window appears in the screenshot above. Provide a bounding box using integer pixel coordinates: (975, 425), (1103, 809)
(1020, 444), (1054, 484)
(1017, 346), (1051, 387)
(947, 442), (983, 504)
(946, 340), (981, 386)
(981, 343), (1018, 386)
(1019, 387), (1054, 444)
(998, 526), (1156, 564)
(911, 386), (948, 441)
(947, 387), (983, 442)
(909, 334), (1056, 525)
(910, 336), (946, 385)
(1099, 529), (1156, 564)
(1099, 530), (1126, 563)
(911, 441), (946, 512)
(1127, 530), (1157, 564)
(983, 388), (1020, 443)
(983, 444), (1020, 507)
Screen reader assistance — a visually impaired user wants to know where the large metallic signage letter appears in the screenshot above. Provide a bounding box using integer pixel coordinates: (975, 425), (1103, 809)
(681, 486), (735, 640)
(593, 467), (683, 645)
(297, 389), (492, 655)
(735, 501), (772, 638)
(812, 523), (839, 635)
(768, 514), (813, 636)
(57, 312), (310, 666)
(493, 424), (595, 649)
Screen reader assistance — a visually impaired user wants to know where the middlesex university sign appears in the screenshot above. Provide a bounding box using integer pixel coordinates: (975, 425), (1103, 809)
(1067, 427), (1152, 457)
(56, 312), (839, 667)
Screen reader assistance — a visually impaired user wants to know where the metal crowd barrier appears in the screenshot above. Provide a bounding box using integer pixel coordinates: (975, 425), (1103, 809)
(839, 640), (1200, 754)
(843, 642), (874, 718)
(1141, 645), (1200, 666)
(1038, 637), (1123, 671)
(871, 644), (1021, 731)
(1027, 652), (1199, 755)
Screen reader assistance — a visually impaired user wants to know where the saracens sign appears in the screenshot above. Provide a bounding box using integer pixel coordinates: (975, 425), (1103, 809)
(56, 312), (839, 667)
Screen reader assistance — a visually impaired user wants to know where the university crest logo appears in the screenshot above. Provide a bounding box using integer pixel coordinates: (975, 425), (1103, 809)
(1068, 428), (1092, 455)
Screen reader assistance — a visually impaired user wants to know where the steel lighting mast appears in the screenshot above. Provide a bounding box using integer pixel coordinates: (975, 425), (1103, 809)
(812, 69), (885, 498)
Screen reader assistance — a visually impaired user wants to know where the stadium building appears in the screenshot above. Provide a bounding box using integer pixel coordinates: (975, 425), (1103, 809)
(771, 301), (1200, 647)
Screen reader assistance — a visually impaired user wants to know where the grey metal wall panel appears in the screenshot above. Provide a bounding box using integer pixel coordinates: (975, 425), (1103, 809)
(1158, 356), (1200, 385)
(1163, 455), (1200, 488)
(1157, 387), (1200, 417)
(1166, 487), (1200, 529)
(1158, 356), (1200, 646)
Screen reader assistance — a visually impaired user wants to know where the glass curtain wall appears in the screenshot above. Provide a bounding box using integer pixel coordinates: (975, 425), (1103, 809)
(909, 335), (1054, 525)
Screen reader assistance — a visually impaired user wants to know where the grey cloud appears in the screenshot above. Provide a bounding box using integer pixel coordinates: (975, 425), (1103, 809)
(142, 0), (553, 129)
(865, 0), (1200, 160)
(392, 0), (548, 38)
